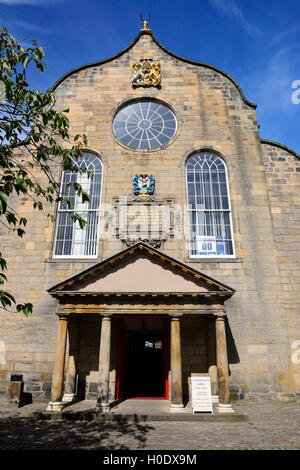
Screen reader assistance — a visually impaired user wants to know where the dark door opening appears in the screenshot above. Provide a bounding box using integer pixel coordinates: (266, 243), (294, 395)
(123, 330), (165, 398)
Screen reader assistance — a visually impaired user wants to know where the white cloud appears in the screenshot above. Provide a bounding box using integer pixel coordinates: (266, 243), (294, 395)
(209, 0), (260, 36)
(6, 20), (48, 32)
(269, 26), (300, 46)
(243, 43), (300, 112)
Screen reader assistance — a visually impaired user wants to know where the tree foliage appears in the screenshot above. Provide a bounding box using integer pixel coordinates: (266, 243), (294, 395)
(0, 28), (89, 316)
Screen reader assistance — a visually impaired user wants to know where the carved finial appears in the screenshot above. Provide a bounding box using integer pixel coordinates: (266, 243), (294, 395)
(140, 13), (151, 30)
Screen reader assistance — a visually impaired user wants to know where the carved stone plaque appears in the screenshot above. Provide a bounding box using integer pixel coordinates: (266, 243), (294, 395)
(111, 197), (179, 249)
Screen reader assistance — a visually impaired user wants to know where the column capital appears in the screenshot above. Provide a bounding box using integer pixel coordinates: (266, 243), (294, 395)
(215, 314), (226, 322)
(57, 314), (68, 322)
(101, 313), (113, 320)
(168, 313), (183, 319)
(213, 305), (226, 317)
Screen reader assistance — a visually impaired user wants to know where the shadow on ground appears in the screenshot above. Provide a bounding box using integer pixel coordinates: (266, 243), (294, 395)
(0, 411), (155, 450)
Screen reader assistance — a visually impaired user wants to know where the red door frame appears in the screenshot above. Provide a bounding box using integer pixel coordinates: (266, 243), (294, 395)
(116, 317), (169, 400)
(163, 318), (169, 400)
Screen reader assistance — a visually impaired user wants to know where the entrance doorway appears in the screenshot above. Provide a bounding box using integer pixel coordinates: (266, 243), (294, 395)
(116, 319), (168, 399)
(124, 331), (164, 398)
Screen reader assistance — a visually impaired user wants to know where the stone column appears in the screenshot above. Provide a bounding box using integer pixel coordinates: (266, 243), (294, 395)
(62, 319), (80, 403)
(207, 319), (219, 403)
(215, 315), (234, 413)
(97, 314), (112, 413)
(47, 315), (68, 411)
(169, 314), (184, 411)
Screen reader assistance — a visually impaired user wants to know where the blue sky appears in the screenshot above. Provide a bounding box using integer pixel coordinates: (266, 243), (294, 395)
(1, 0), (300, 153)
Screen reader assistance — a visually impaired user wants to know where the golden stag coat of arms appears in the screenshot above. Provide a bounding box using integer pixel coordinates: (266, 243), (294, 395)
(132, 58), (161, 87)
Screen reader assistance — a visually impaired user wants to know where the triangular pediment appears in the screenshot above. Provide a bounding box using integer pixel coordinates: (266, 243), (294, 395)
(48, 242), (235, 298)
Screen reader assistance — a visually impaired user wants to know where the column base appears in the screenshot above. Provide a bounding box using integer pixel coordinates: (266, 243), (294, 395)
(46, 401), (65, 412)
(170, 403), (185, 413)
(96, 402), (110, 413)
(217, 403), (235, 414)
(62, 393), (76, 403)
(212, 395), (219, 404)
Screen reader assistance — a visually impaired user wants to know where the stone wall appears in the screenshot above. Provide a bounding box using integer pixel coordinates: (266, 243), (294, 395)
(181, 316), (208, 401)
(262, 141), (300, 394)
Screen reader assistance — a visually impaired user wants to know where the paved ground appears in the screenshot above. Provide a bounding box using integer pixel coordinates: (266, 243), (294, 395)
(0, 399), (299, 451)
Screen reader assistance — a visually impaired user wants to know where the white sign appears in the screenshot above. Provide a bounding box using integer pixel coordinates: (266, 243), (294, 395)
(0, 340), (5, 365)
(196, 236), (217, 255)
(191, 376), (213, 413)
(291, 340), (300, 365)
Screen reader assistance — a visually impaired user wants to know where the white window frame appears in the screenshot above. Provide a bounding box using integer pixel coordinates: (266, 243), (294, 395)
(186, 152), (235, 259)
(52, 153), (103, 259)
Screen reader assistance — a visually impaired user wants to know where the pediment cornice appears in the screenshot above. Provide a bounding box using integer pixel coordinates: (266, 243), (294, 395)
(48, 242), (235, 299)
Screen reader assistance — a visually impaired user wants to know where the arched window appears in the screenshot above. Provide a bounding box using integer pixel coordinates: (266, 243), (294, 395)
(53, 152), (102, 258)
(186, 152), (234, 257)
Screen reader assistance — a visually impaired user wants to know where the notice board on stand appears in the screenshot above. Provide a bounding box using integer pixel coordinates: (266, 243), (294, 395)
(191, 375), (213, 414)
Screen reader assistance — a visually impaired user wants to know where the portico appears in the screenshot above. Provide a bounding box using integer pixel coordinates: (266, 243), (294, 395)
(46, 242), (235, 413)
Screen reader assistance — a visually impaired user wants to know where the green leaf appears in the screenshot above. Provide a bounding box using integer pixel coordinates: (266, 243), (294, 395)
(16, 303), (33, 317)
(16, 228), (25, 237)
(0, 273), (7, 284)
(0, 192), (8, 214)
(22, 56), (29, 69)
(0, 290), (16, 308)
(0, 27), (89, 316)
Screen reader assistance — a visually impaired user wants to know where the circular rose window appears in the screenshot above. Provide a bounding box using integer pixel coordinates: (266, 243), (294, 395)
(113, 100), (177, 150)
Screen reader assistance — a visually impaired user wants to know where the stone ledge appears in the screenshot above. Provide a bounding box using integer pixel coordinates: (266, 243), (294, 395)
(30, 399), (248, 423)
(186, 258), (242, 264)
(47, 259), (99, 264)
(32, 410), (248, 423)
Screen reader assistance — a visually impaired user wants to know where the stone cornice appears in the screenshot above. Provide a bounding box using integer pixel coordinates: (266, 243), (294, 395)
(47, 241), (236, 295)
(51, 290), (231, 298)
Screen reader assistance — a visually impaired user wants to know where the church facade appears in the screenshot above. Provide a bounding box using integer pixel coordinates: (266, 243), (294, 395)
(1, 24), (300, 412)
